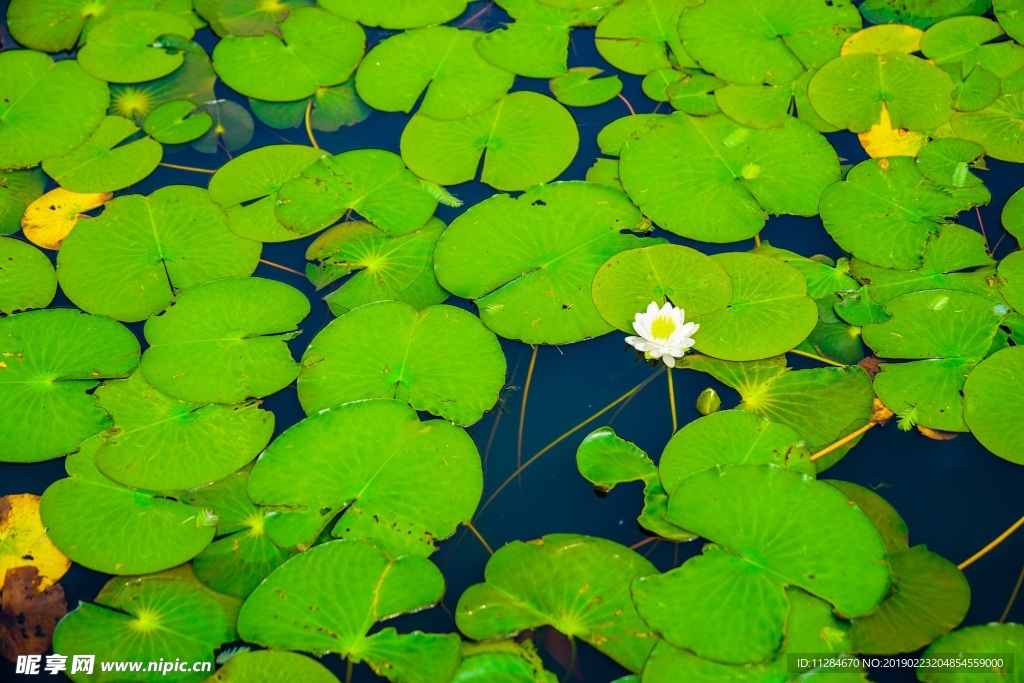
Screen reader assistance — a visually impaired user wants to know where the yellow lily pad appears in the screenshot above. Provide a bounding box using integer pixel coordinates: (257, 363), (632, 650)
(20, 188), (112, 250)
(859, 105), (928, 158)
(842, 25), (924, 56)
(0, 494), (71, 591)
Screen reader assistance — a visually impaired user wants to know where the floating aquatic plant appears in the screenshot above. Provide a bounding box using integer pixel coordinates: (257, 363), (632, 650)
(0, 1), (1022, 681)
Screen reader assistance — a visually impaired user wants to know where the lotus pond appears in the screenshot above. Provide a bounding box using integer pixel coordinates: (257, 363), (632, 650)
(1, 1), (1024, 682)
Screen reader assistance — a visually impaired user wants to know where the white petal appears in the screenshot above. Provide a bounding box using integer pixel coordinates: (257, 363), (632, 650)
(646, 301), (660, 316)
(662, 355), (676, 368)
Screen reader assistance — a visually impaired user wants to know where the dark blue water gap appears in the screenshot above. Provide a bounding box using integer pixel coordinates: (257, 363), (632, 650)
(1, 3), (1022, 682)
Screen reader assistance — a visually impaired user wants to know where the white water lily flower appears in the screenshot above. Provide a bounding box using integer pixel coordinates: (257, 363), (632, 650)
(625, 301), (699, 368)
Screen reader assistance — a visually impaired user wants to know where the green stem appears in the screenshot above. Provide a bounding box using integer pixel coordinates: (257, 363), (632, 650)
(788, 348), (846, 368)
(474, 369), (663, 521)
(667, 366), (678, 433)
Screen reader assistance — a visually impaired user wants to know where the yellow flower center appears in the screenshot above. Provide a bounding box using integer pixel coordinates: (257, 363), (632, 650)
(111, 87), (153, 120)
(649, 315), (677, 341)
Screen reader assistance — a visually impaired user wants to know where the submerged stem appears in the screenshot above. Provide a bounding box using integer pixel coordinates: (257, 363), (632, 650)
(667, 366), (678, 433)
(959, 513), (1024, 571)
(345, 659), (353, 683)
(517, 345), (539, 486)
(259, 259), (306, 277)
(617, 92), (636, 116)
(158, 162), (216, 174)
(475, 369), (663, 520)
(809, 422), (875, 462)
(465, 521), (494, 556)
(629, 536), (658, 551)
(561, 636), (578, 683)
(753, 232), (762, 248)
(1000, 561), (1024, 622)
(788, 348), (846, 368)
(305, 99), (320, 150)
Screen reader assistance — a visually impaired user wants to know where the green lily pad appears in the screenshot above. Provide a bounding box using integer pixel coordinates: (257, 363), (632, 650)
(850, 224), (998, 304)
(943, 62), (1002, 112)
(93, 371), (273, 490)
(827, 480), (910, 553)
(190, 99), (255, 154)
(143, 100), (214, 144)
(597, 114), (665, 157)
(576, 427), (693, 541)
(78, 10), (196, 83)
(681, 356), (875, 463)
(248, 399), (481, 556)
(40, 436), (216, 574)
(475, 0), (608, 78)
(951, 92), (1024, 162)
(619, 113), (840, 242)
(140, 277), (310, 404)
(860, 0), (992, 29)
(1000, 251), (1024, 313)
(807, 52), (956, 132)
(212, 7), (364, 101)
(433, 182), (658, 344)
(963, 345), (1024, 463)
(917, 137), (987, 188)
(659, 410), (813, 495)
(921, 16), (1024, 81)
(207, 144), (324, 243)
(820, 157), (990, 270)
(594, 0), (699, 75)
(57, 185), (261, 323)
(7, 0), (158, 52)
(862, 290), (1009, 431)
(633, 543), (792, 664)
(454, 641), (557, 683)
(306, 219), (448, 316)
(355, 27), (514, 120)
(995, 0), (1024, 43)
(276, 149), (438, 239)
(41, 115), (161, 193)
(249, 82), (371, 133)
(109, 47), (217, 122)
(205, 650), (338, 683)
(550, 67), (622, 107)
(197, 0), (315, 37)
(0, 237), (57, 316)
(591, 244), (733, 334)
(238, 540), (460, 683)
(642, 67), (724, 116)
(918, 623), (1023, 681)
(319, 0), (469, 29)
(53, 567), (238, 682)
(640, 589), (865, 682)
(297, 301), (505, 425)
(401, 92), (579, 192)
(1003, 184), (1024, 246)
(849, 545), (969, 654)
(182, 469), (292, 599)
(1, 169), (46, 235)
(715, 70), (839, 132)
(665, 464), (890, 618)
(693, 252), (818, 361)
(0, 50), (109, 170)
(678, 0), (861, 86)
(456, 534), (658, 673)
(0, 309), (140, 463)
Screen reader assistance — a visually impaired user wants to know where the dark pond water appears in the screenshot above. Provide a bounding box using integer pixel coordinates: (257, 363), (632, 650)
(1, 3), (1022, 682)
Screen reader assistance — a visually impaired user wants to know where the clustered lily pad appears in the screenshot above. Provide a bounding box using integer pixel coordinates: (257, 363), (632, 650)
(2, 1), (1023, 681)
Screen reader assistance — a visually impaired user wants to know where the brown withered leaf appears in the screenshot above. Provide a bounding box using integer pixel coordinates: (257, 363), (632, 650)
(0, 566), (66, 662)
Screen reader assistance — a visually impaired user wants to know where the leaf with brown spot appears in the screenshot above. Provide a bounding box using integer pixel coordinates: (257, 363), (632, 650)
(0, 566), (66, 662)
